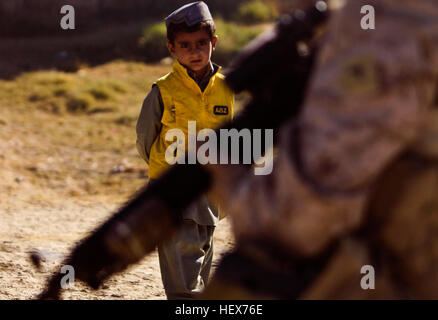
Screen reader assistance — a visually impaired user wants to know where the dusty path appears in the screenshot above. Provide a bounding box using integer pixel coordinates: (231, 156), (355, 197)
(0, 200), (234, 300)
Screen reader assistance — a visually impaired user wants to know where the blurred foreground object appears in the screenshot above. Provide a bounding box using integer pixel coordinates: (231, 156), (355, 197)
(38, 0), (438, 299)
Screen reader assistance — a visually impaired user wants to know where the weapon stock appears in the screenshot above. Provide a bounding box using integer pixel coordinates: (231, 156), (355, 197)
(38, 1), (329, 299)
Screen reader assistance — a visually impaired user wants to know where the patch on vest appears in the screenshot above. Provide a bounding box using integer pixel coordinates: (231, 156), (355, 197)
(213, 105), (229, 115)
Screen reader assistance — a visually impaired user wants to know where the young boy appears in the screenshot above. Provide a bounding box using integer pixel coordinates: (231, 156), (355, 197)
(136, 2), (234, 299)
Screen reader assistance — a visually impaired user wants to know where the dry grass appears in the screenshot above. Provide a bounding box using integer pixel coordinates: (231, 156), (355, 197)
(0, 61), (172, 206)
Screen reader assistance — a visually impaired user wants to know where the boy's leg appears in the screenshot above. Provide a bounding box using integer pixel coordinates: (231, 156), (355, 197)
(158, 219), (215, 299)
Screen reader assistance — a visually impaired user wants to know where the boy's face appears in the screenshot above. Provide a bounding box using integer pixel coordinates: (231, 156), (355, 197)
(168, 29), (218, 76)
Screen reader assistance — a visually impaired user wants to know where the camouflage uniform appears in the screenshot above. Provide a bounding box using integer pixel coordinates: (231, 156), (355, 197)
(203, 0), (438, 299)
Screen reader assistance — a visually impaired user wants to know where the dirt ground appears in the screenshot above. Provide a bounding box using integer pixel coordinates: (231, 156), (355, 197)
(0, 199), (235, 300)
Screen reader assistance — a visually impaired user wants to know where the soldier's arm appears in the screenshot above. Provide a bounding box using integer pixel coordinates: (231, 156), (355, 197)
(136, 84), (164, 164)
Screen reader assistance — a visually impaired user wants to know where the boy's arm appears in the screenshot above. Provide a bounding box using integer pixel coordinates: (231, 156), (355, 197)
(136, 84), (164, 164)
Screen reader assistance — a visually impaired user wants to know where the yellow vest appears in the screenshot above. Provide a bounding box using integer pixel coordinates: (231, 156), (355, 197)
(148, 60), (234, 179)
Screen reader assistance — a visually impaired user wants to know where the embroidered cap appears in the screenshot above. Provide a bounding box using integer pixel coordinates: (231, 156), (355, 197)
(165, 1), (214, 28)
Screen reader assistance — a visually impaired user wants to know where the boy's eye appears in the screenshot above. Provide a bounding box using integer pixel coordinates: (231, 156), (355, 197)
(180, 43), (189, 48)
(198, 40), (208, 46)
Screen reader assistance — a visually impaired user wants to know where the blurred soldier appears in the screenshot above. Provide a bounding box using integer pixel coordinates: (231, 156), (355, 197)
(203, 0), (438, 299)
